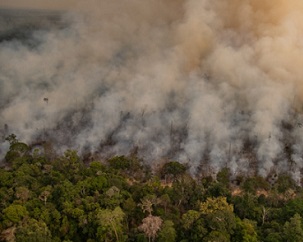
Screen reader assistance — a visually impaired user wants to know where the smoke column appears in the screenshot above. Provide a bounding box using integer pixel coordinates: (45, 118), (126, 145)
(1, 0), (303, 179)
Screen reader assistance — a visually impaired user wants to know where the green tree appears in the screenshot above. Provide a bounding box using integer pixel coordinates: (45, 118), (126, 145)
(4, 134), (29, 165)
(52, 179), (80, 204)
(87, 161), (106, 177)
(181, 210), (201, 230)
(53, 150), (84, 182)
(242, 176), (270, 194)
(200, 197), (233, 214)
(108, 156), (132, 170)
(284, 198), (303, 220)
(233, 218), (258, 242)
(158, 220), (176, 242)
(203, 230), (230, 242)
(232, 193), (262, 222)
(262, 219), (284, 242)
(168, 176), (198, 210)
(103, 186), (123, 209)
(15, 218), (52, 242)
(274, 174), (297, 193)
(159, 194), (171, 215)
(205, 182), (231, 199)
(200, 197), (236, 240)
(180, 210), (208, 241)
(3, 204), (29, 226)
(161, 161), (187, 182)
(0, 169), (13, 188)
(97, 206), (126, 242)
(283, 213), (303, 242)
(217, 168), (231, 187)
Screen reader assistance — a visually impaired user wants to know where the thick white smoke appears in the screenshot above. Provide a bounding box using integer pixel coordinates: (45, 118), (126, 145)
(1, 0), (303, 178)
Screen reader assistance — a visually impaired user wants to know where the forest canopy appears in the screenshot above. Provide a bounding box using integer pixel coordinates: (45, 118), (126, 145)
(0, 136), (303, 242)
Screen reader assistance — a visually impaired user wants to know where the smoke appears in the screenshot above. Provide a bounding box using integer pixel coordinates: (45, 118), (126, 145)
(0, 0), (80, 10)
(1, 0), (303, 178)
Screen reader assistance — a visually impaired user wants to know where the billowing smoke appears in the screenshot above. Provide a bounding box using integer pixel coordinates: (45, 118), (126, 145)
(1, 0), (303, 179)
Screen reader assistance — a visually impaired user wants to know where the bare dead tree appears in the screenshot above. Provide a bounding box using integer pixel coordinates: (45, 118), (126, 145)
(138, 215), (163, 242)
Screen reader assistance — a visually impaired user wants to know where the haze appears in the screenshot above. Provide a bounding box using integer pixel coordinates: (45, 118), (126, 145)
(0, 0), (79, 10)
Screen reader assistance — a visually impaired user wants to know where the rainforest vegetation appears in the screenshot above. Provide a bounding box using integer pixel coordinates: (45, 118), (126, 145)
(1, 135), (303, 242)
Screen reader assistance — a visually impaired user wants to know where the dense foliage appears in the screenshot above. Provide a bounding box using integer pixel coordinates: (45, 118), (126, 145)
(1, 136), (303, 241)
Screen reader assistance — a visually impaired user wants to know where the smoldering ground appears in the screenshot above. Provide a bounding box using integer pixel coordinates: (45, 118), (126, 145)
(1, 0), (303, 179)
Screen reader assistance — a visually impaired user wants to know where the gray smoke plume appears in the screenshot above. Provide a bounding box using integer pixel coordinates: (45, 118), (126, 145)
(1, 0), (303, 179)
